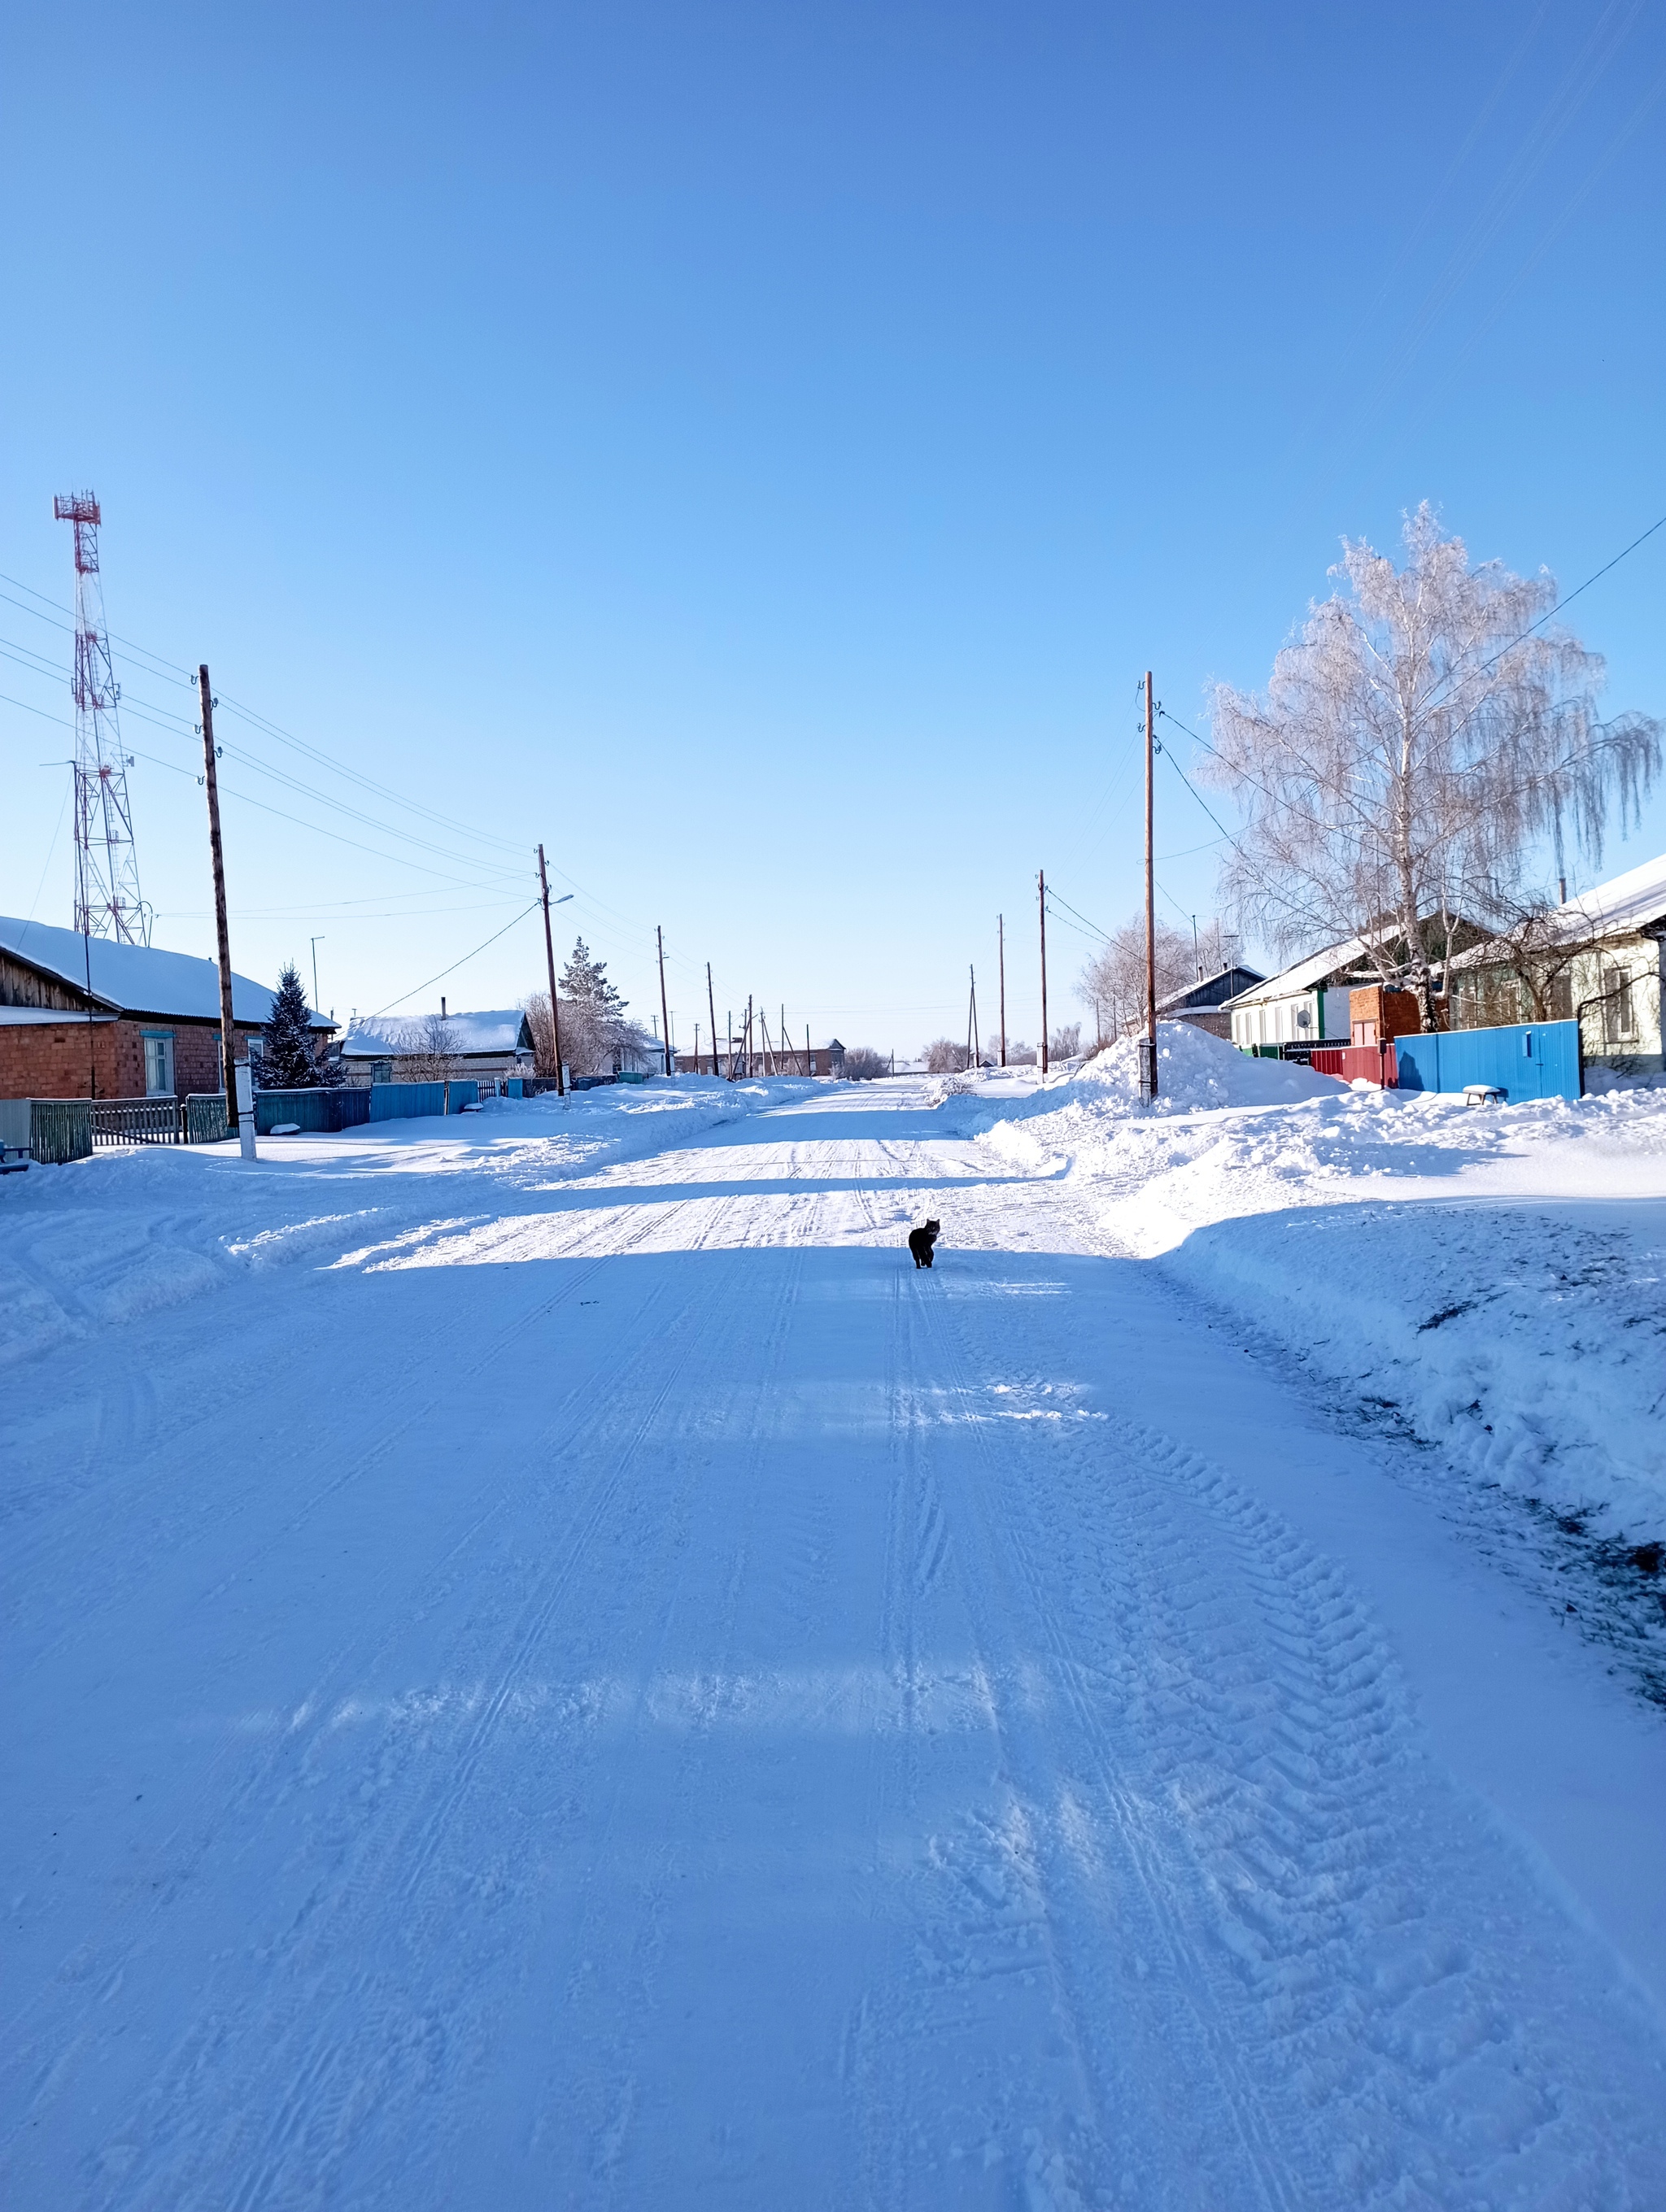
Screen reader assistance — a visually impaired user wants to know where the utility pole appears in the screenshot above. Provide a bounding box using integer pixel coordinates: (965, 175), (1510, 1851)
(726, 1009), (734, 1080)
(656, 925), (672, 1076)
(198, 666), (242, 1127)
(1144, 669), (1158, 1102)
(1039, 869), (1049, 1076)
(310, 935), (325, 1012)
(537, 843), (566, 1095)
(998, 913), (1006, 1068)
(706, 962), (719, 1077)
(806, 1023), (812, 1078)
(968, 964), (980, 1071)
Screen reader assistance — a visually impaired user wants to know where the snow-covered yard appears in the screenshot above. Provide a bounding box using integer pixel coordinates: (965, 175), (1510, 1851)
(5, 1054), (1665, 2206)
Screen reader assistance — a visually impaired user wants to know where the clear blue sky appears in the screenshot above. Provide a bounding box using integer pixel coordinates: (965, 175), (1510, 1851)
(2, 2), (1663, 1056)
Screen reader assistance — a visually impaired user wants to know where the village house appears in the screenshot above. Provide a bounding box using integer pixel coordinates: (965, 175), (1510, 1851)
(1223, 918), (1479, 1052)
(1446, 853), (1666, 1078)
(1154, 963), (1266, 1041)
(335, 1007), (537, 1087)
(0, 916), (332, 1101)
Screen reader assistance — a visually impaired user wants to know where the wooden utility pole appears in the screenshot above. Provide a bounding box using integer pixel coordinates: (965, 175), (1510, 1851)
(1038, 869), (1049, 1075)
(656, 925), (672, 1076)
(998, 913), (1006, 1067)
(198, 666), (242, 1126)
(806, 1022), (812, 1077)
(1145, 669), (1158, 1100)
(706, 962), (719, 1077)
(968, 964), (980, 1070)
(537, 845), (566, 1095)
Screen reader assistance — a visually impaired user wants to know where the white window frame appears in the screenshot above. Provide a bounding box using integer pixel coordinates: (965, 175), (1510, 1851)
(142, 1030), (176, 1098)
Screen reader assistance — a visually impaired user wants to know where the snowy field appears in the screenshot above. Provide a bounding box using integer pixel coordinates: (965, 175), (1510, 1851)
(5, 1048), (1666, 2208)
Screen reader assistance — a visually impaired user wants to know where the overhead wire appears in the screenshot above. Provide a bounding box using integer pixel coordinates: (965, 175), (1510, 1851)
(365, 903), (545, 1018)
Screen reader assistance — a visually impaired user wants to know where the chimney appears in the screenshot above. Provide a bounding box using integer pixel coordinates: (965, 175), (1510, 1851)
(441, 996), (447, 1019)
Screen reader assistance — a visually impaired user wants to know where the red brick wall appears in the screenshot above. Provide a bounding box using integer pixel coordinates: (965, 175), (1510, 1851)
(0, 1019), (260, 1099)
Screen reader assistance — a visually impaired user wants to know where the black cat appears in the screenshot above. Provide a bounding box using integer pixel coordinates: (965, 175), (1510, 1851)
(908, 1219), (940, 1269)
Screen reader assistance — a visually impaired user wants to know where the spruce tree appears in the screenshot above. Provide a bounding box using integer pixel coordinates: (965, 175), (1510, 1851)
(259, 962), (321, 1088)
(559, 938), (626, 1014)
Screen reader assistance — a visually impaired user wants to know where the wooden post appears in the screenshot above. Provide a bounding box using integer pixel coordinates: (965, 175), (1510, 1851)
(1039, 869), (1049, 1075)
(656, 925), (672, 1076)
(806, 1023), (812, 1078)
(1145, 669), (1158, 1100)
(198, 666), (242, 1126)
(707, 963), (720, 1077)
(998, 912), (1006, 1067)
(537, 844), (566, 1095)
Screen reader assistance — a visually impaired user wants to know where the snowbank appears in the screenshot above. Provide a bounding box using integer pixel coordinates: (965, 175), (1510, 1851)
(0, 1075), (793, 1369)
(962, 1026), (1666, 1539)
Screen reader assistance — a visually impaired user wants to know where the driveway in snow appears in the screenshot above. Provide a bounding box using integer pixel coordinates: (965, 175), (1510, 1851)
(5, 1079), (1665, 2208)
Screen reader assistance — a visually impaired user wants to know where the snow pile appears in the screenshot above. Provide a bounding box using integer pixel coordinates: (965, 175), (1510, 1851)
(971, 1065), (1666, 1538)
(1070, 1022), (1343, 1113)
(0, 1075), (792, 1369)
(1161, 1191), (1666, 1536)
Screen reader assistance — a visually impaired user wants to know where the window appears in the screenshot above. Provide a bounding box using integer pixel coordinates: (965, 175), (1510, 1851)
(142, 1031), (176, 1097)
(372, 1058), (393, 1085)
(1603, 964), (1638, 1042)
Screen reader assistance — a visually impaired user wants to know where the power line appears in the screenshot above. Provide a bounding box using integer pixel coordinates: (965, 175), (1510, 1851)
(366, 902), (543, 1017)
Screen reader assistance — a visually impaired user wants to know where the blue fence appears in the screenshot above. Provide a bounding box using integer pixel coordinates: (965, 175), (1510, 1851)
(1393, 1020), (1581, 1104)
(368, 1080), (479, 1121)
(255, 1086), (372, 1134)
(255, 1081), (478, 1133)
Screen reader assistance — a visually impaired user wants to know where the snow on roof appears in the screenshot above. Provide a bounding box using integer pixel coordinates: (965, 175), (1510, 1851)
(0, 916), (329, 1028)
(0, 1005), (116, 1025)
(1548, 851), (1666, 940)
(1445, 853), (1666, 971)
(340, 1009), (534, 1058)
(1219, 934), (1377, 1008)
(1155, 964), (1267, 1014)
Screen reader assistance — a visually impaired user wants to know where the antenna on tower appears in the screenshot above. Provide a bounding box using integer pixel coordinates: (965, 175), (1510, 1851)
(54, 492), (150, 944)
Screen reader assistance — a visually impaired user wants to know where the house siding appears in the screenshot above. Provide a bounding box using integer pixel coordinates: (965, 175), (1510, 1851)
(0, 1016), (261, 1099)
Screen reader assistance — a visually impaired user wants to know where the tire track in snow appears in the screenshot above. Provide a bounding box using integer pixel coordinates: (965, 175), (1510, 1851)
(914, 1259), (1666, 2206)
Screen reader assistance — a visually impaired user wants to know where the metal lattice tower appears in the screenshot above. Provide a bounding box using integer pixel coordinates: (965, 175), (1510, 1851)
(54, 491), (150, 943)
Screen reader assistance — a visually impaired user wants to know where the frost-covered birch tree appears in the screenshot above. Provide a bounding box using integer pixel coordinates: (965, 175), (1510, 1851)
(1078, 917), (1206, 1043)
(1204, 505), (1660, 1029)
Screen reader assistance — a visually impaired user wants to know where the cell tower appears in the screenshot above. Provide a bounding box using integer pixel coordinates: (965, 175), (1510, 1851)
(54, 491), (150, 943)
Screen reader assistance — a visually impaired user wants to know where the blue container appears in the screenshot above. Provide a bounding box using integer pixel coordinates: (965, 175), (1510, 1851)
(1393, 1020), (1581, 1104)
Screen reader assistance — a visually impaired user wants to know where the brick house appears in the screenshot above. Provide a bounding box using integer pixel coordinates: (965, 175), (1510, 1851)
(0, 916), (333, 1100)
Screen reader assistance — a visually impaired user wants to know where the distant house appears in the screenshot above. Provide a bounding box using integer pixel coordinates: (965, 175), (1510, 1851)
(337, 1007), (537, 1086)
(1448, 853), (1666, 1078)
(674, 1037), (844, 1077)
(0, 915), (331, 1101)
(1221, 938), (1378, 1052)
(1155, 963), (1265, 1041)
(1221, 918), (1479, 1052)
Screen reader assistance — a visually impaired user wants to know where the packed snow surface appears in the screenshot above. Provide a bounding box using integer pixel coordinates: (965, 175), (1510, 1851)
(5, 1063), (1666, 2208)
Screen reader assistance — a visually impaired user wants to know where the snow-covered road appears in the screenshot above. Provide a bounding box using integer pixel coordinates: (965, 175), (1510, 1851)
(7, 1080), (1666, 2208)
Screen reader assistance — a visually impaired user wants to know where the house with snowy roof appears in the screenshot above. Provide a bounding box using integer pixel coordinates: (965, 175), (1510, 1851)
(336, 1005), (536, 1086)
(0, 915), (332, 1101)
(1155, 963), (1266, 1041)
(1221, 918), (1481, 1052)
(1447, 853), (1666, 1078)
